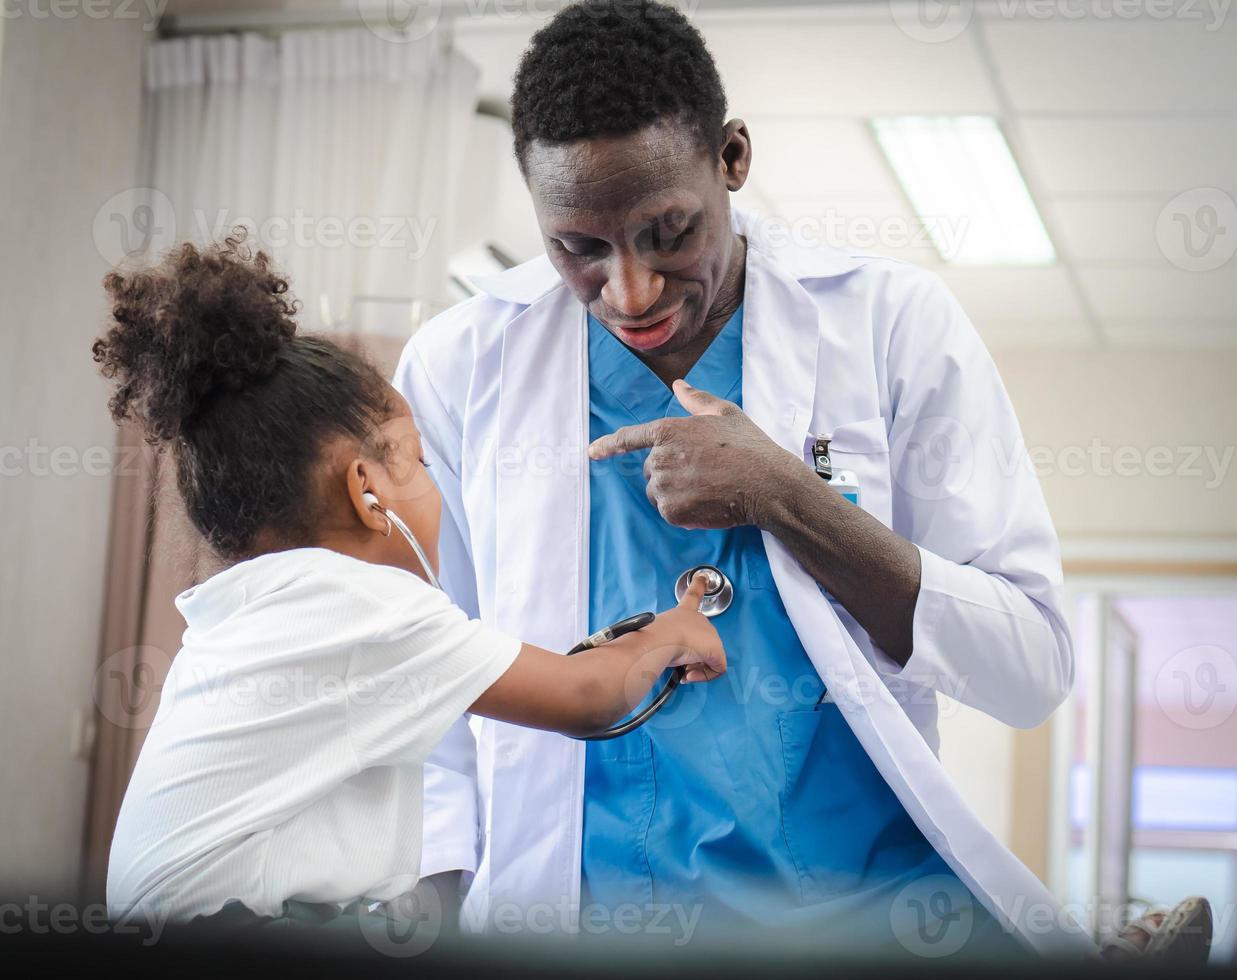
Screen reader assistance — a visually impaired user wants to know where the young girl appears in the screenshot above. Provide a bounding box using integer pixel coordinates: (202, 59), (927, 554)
(98, 233), (725, 927)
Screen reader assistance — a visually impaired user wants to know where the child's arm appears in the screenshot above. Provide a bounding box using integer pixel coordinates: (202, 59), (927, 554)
(468, 576), (725, 738)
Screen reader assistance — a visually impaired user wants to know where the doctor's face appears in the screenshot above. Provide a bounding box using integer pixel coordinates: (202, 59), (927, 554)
(524, 118), (750, 358)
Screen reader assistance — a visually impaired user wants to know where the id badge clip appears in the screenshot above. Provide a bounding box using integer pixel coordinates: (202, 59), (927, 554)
(811, 435), (861, 507)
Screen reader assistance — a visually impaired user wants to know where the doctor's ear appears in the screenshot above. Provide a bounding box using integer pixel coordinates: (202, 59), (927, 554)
(719, 119), (751, 192)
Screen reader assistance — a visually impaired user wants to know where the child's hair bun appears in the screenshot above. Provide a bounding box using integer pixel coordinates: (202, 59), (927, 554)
(93, 229), (298, 443)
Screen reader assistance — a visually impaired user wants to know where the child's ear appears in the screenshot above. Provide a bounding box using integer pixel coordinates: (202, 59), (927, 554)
(346, 460), (388, 535)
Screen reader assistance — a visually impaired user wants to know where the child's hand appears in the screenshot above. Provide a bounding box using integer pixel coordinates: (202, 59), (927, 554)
(653, 574), (726, 682)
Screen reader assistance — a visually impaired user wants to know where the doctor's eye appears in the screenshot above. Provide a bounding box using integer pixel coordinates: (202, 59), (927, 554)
(554, 236), (606, 258)
(639, 221), (695, 257)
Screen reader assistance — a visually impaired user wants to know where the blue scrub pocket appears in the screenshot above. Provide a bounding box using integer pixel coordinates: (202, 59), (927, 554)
(581, 731), (657, 908)
(778, 705), (938, 906)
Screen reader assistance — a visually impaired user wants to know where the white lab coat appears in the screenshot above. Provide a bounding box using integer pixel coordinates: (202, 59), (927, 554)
(392, 208), (1094, 957)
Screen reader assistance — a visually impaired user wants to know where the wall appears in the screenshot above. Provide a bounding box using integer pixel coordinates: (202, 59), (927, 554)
(0, 9), (149, 896)
(936, 345), (1237, 871)
(996, 346), (1237, 546)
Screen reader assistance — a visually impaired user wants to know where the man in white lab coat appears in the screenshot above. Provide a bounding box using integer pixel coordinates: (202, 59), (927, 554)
(393, 0), (1096, 959)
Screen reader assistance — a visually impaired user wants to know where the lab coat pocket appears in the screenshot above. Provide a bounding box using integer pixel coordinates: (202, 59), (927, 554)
(779, 702), (927, 905)
(822, 417), (892, 529)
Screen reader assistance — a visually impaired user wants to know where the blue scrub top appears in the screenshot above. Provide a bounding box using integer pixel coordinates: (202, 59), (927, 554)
(582, 306), (1016, 951)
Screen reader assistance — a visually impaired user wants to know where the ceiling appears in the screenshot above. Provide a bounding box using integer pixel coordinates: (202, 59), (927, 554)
(449, 1), (1237, 350)
(161, 0), (1237, 350)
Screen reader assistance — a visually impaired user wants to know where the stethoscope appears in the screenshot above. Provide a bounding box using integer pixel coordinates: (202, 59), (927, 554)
(565, 564), (733, 741)
(364, 492), (443, 591)
(365, 492), (734, 742)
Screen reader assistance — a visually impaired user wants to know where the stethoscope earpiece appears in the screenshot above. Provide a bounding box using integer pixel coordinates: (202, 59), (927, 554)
(364, 491), (443, 592)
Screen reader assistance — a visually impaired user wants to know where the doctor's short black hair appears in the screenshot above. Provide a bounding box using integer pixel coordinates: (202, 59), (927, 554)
(510, 0), (728, 171)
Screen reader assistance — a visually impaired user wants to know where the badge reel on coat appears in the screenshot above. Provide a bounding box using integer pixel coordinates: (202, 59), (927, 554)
(565, 564), (733, 742)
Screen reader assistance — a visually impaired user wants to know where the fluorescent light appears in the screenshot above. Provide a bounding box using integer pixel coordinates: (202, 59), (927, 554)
(872, 116), (1056, 266)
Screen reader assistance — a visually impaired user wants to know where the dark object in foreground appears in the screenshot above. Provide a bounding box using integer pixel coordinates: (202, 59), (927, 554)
(3, 899), (1228, 978)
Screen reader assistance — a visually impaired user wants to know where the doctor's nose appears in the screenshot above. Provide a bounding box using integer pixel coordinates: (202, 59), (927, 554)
(600, 257), (665, 318)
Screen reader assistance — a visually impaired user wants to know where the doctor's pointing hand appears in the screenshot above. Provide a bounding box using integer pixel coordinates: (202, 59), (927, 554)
(592, 375), (924, 668)
(588, 378), (804, 532)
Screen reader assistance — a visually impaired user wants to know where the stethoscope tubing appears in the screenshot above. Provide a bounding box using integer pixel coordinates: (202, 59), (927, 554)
(566, 611), (683, 742)
(378, 502), (725, 743)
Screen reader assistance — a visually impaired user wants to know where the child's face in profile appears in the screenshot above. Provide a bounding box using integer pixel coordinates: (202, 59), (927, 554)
(363, 397), (443, 580)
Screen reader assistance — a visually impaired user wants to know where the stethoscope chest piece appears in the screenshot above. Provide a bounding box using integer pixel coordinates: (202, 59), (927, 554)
(564, 564), (733, 742)
(674, 564), (734, 618)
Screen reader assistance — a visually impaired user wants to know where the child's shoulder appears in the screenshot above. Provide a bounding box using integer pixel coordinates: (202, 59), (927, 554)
(293, 548), (434, 598)
(219, 547), (436, 614)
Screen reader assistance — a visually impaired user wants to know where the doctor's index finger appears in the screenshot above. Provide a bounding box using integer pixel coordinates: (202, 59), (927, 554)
(587, 419), (667, 460)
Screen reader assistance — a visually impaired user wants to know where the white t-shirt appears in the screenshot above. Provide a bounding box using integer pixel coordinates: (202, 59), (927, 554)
(106, 547), (520, 923)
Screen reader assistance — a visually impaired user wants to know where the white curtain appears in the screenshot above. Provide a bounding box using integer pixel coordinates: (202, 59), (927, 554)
(136, 28), (479, 335)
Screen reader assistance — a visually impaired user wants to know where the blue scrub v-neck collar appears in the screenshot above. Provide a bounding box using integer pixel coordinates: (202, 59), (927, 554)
(587, 304), (744, 424)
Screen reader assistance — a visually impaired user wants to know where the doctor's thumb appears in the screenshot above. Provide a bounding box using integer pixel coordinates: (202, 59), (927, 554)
(672, 378), (726, 416)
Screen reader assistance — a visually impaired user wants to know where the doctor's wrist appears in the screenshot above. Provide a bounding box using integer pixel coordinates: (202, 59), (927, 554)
(751, 452), (819, 533)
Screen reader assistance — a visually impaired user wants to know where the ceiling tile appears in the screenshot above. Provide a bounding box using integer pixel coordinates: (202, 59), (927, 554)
(741, 117), (901, 197)
(982, 14), (1237, 114)
(1078, 266), (1237, 319)
(1018, 118), (1237, 197)
(977, 318), (1098, 348)
(1104, 318), (1237, 347)
(937, 266), (1087, 322)
(1051, 199), (1177, 264)
(733, 190), (946, 267)
(701, 17), (1000, 118)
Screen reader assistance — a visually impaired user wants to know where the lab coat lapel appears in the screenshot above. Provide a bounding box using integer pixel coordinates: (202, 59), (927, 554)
(487, 284), (589, 912)
(493, 284), (588, 649)
(739, 246), (819, 455)
(744, 249), (1092, 957)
